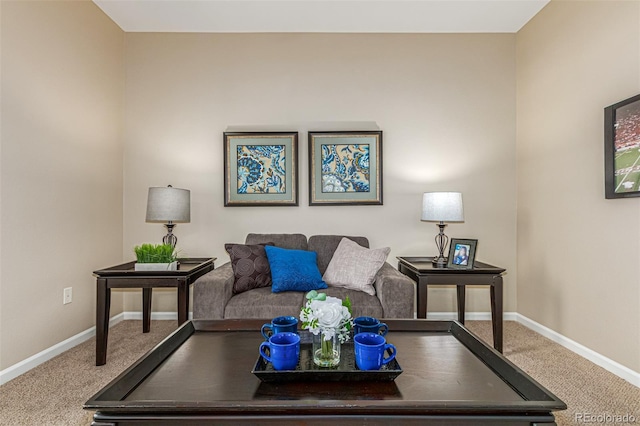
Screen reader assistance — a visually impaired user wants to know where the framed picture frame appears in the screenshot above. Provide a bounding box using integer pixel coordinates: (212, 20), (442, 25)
(447, 239), (478, 270)
(224, 132), (298, 207)
(308, 131), (383, 206)
(605, 93), (640, 199)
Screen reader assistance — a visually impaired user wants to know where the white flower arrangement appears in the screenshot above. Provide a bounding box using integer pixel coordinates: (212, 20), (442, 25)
(300, 290), (353, 344)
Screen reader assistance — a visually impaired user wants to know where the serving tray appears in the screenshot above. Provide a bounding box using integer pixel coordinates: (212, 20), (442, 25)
(252, 331), (402, 383)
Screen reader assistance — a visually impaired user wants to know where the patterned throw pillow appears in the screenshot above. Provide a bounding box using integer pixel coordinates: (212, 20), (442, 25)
(225, 243), (273, 294)
(322, 237), (390, 296)
(264, 245), (328, 293)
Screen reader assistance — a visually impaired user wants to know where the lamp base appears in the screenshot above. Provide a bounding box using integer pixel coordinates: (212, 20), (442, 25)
(163, 222), (177, 248)
(432, 222), (449, 269)
(432, 256), (447, 268)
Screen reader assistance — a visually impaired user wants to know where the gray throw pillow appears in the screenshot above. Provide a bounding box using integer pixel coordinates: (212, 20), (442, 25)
(322, 237), (390, 296)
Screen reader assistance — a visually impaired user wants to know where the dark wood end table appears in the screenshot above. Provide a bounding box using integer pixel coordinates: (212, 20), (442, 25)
(397, 256), (506, 352)
(92, 257), (215, 366)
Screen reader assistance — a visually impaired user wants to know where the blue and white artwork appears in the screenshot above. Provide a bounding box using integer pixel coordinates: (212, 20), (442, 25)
(321, 144), (370, 193)
(237, 145), (286, 194)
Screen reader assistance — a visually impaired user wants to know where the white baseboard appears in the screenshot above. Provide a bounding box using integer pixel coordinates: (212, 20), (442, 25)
(425, 311), (519, 321)
(514, 313), (640, 387)
(0, 313), (125, 385)
(2, 310), (638, 388)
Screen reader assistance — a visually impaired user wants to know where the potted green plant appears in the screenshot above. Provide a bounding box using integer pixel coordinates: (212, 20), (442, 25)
(134, 243), (178, 271)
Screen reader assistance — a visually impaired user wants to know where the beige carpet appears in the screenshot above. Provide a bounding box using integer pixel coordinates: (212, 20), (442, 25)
(0, 320), (638, 425)
(0, 320), (178, 426)
(467, 322), (640, 425)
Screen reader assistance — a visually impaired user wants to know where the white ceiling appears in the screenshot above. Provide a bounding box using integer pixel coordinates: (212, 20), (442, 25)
(93, 0), (549, 33)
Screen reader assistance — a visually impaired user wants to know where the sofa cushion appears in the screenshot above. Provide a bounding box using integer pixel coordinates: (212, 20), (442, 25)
(322, 238), (390, 296)
(308, 235), (369, 275)
(264, 246), (328, 293)
(322, 287), (384, 319)
(246, 233), (308, 251)
(225, 243), (273, 295)
(224, 287), (306, 319)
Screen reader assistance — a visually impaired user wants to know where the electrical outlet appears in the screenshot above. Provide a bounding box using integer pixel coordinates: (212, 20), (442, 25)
(63, 287), (72, 305)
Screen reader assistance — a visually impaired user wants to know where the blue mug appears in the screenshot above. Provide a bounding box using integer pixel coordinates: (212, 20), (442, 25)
(354, 332), (397, 371)
(259, 332), (300, 371)
(354, 316), (388, 336)
(261, 316), (298, 339)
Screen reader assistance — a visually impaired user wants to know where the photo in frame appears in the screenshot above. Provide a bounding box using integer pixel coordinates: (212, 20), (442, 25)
(308, 131), (383, 206)
(224, 132), (298, 206)
(605, 93), (640, 199)
(446, 239), (478, 270)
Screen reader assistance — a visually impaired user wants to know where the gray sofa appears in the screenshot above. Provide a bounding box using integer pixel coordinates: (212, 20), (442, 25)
(193, 233), (416, 319)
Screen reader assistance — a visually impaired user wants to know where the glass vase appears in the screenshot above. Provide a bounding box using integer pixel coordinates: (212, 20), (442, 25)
(312, 331), (341, 367)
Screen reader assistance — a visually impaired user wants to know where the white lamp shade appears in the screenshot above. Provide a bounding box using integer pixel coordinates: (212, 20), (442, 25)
(421, 192), (464, 222)
(146, 186), (191, 223)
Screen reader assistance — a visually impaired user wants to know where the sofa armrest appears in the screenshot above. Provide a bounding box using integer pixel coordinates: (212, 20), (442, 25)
(374, 262), (416, 318)
(193, 262), (234, 319)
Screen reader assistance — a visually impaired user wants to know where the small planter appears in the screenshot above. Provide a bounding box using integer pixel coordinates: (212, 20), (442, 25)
(134, 261), (178, 272)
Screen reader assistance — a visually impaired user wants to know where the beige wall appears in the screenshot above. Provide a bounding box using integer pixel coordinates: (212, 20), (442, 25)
(0, 1), (124, 369)
(517, 1), (640, 371)
(121, 33), (518, 316)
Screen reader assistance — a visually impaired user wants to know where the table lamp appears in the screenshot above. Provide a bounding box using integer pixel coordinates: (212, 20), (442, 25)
(145, 185), (190, 247)
(421, 192), (464, 268)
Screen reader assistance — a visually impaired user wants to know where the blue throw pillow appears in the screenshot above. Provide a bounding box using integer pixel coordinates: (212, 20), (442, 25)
(264, 246), (328, 293)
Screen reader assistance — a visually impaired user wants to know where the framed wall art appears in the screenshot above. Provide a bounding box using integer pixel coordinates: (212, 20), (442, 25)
(446, 239), (477, 270)
(308, 131), (383, 206)
(224, 132), (298, 207)
(605, 93), (640, 199)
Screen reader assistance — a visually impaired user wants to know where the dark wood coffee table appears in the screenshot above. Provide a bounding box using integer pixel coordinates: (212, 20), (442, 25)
(85, 319), (565, 425)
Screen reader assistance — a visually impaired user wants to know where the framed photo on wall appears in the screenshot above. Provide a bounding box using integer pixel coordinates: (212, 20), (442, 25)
(605, 93), (640, 199)
(224, 132), (298, 206)
(447, 239), (478, 270)
(308, 131), (383, 206)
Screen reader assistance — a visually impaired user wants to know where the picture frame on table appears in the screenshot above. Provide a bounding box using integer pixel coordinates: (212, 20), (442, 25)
(605, 93), (640, 199)
(308, 131), (383, 206)
(224, 132), (298, 207)
(447, 239), (478, 270)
